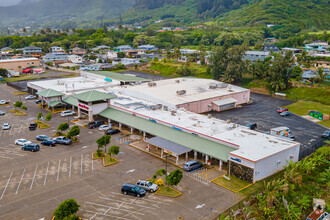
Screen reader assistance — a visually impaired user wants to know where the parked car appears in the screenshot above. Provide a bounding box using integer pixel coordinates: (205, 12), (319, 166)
(243, 121), (257, 130)
(36, 135), (50, 141)
(99, 124), (112, 131)
(0, 100), (6, 105)
(60, 110), (75, 117)
(183, 160), (203, 171)
(22, 144), (40, 152)
(29, 123), (37, 130)
(277, 108), (288, 113)
(280, 111), (291, 117)
(136, 180), (158, 193)
(41, 140), (56, 147)
(0, 110), (5, 115)
(52, 136), (72, 145)
(2, 123), (11, 130)
(15, 139), (32, 146)
(322, 130), (330, 139)
(121, 183), (146, 197)
(105, 129), (120, 135)
(25, 95), (37, 100)
(88, 121), (105, 129)
(35, 99), (42, 104)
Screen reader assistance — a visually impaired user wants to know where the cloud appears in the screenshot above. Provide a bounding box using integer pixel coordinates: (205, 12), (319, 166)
(0, 0), (21, 6)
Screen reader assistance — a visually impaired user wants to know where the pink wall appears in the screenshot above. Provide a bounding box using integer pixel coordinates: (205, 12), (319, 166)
(177, 90), (250, 113)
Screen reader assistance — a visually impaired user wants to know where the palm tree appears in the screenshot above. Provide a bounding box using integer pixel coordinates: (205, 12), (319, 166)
(316, 68), (327, 83)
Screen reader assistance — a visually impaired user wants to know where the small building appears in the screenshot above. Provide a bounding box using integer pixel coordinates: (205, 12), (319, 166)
(281, 47), (302, 54)
(0, 58), (40, 72)
(264, 44), (279, 53)
(179, 49), (199, 55)
(243, 51), (271, 61)
(79, 64), (103, 71)
(314, 61), (330, 69)
(1, 47), (13, 55)
(112, 58), (140, 66)
(162, 27), (172, 31)
(67, 55), (83, 64)
(42, 53), (68, 63)
(22, 46), (42, 57)
(305, 41), (328, 52)
(114, 45), (132, 52)
(107, 51), (118, 59)
(138, 45), (158, 51)
(36, 88), (65, 112)
(125, 49), (146, 58)
(302, 70), (317, 80)
(92, 45), (110, 51)
(51, 46), (65, 54)
(264, 37), (277, 43)
(70, 47), (86, 56)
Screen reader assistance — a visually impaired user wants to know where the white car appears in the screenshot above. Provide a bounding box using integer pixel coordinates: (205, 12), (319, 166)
(0, 100), (6, 105)
(60, 110), (75, 117)
(2, 123), (11, 130)
(15, 139), (32, 146)
(25, 95), (37, 100)
(99, 124), (112, 131)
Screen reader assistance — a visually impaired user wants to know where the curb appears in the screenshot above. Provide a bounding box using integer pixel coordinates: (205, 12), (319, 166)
(155, 186), (182, 198)
(198, 168), (213, 176)
(102, 156), (119, 167)
(211, 175), (253, 193)
(129, 142), (183, 169)
(92, 152), (105, 160)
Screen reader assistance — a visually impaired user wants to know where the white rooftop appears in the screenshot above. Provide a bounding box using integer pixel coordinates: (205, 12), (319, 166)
(109, 91), (298, 162)
(0, 58), (39, 62)
(119, 77), (248, 108)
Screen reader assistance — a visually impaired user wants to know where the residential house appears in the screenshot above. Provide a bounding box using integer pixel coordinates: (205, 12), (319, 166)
(107, 51), (118, 59)
(281, 47), (302, 54)
(301, 70), (317, 80)
(92, 45), (110, 51)
(114, 45), (132, 52)
(264, 44), (279, 53)
(42, 54), (68, 63)
(125, 49), (146, 58)
(305, 41), (328, 52)
(112, 58), (140, 66)
(179, 49), (199, 54)
(264, 37), (277, 43)
(138, 45), (158, 51)
(243, 51), (271, 61)
(80, 63), (103, 71)
(22, 46), (42, 58)
(70, 47), (86, 56)
(51, 46), (65, 54)
(314, 61), (330, 69)
(67, 55), (83, 64)
(162, 27), (172, 31)
(1, 47), (13, 55)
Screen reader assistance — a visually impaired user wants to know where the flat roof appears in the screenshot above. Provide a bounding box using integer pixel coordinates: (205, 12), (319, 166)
(103, 92), (298, 162)
(89, 71), (150, 82)
(120, 77), (249, 107)
(146, 137), (191, 155)
(0, 58), (39, 62)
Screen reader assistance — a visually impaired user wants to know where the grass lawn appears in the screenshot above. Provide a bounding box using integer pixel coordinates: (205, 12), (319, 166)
(212, 175), (251, 193)
(35, 121), (50, 129)
(92, 152), (105, 160)
(155, 185), (181, 197)
(283, 87), (330, 105)
(9, 109), (27, 116)
(103, 156), (118, 166)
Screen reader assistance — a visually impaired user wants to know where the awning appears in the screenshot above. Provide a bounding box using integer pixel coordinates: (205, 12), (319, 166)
(146, 136), (191, 156)
(48, 101), (65, 107)
(212, 98), (237, 106)
(22, 68), (32, 73)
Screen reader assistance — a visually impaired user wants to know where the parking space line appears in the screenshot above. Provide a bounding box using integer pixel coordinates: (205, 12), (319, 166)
(81, 154), (83, 174)
(100, 196), (156, 210)
(16, 168), (26, 195)
(0, 155), (12, 159)
(0, 129), (2, 136)
(0, 172), (13, 200)
(18, 125), (23, 134)
(80, 209), (130, 220)
(44, 162), (50, 186)
(141, 197), (168, 204)
(85, 202), (145, 215)
(57, 160), (61, 182)
(92, 159), (94, 171)
(69, 157), (72, 178)
(30, 165), (38, 190)
(103, 206), (112, 215)
(89, 213), (97, 220)
(9, 126), (13, 135)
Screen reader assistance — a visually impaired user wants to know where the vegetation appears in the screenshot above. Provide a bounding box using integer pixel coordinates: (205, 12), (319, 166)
(21, 105), (27, 111)
(45, 112), (52, 121)
(96, 135), (111, 153)
(13, 101), (22, 109)
(152, 168), (166, 183)
(283, 87), (330, 105)
(165, 169), (183, 188)
(107, 145), (119, 160)
(53, 198), (80, 220)
(57, 122), (69, 134)
(67, 125), (80, 139)
(212, 175), (251, 192)
(35, 121), (50, 129)
(37, 112), (43, 121)
(155, 185), (181, 197)
(103, 156), (118, 166)
(9, 109), (27, 116)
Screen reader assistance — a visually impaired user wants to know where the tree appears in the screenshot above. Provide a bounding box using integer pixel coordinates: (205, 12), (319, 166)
(67, 125), (80, 139)
(37, 112), (43, 121)
(21, 105), (27, 111)
(45, 112), (52, 121)
(177, 65), (195, 76)
(316, 68), (327, 83)
(96, 135), (111, 153)
(165, 169), (183, 188)
(58, 123), (69, 132)
(53, 198), (80, 220)
(0, 68), (8, 78)
(13, 101), (22, 109)
(108, 145), (119, 160)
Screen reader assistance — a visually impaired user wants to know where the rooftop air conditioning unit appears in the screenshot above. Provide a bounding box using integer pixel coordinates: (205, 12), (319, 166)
(171, 109), (177, 114)
(175, 79), (180, 83)
(163, 106), (168, 111)
(151, 104), (162, 110)
(217, 82), (228, 88)
(148, 82), (157, 87)
(176, 90), (186, 95)
(207, 114), (212, 118)
(209, 83), (217, 89)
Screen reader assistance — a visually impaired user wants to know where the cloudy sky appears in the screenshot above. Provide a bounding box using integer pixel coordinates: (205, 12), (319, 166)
(0, 0), (21, 6)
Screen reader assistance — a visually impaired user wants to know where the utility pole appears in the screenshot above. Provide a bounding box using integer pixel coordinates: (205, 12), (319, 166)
(165, 153), (168, 187)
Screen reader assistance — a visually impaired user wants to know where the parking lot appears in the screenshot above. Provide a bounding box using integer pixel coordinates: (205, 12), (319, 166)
(211, 93), (327, 159)
(0, 84), (241, 220)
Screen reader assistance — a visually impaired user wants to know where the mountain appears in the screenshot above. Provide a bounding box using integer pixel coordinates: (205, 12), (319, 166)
(0, 0), (136, 27)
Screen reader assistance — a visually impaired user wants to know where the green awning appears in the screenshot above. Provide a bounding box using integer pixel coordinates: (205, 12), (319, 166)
(36, 89), (64, 98)
(63, 96), (78, 107)
(73, 90), (115, 103)
(48, 101), (65, 107)
(99, 107), (236, 162)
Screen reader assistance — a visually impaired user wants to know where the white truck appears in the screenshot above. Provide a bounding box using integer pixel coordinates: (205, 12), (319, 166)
(267, 126), (295, 141)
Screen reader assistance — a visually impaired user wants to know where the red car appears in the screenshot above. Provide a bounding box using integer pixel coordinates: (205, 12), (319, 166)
(277, 108), (288, 113)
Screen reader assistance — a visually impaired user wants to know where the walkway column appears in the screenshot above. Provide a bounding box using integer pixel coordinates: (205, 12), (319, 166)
(205, 155), (209, 164)
(119, 123), (122, 130)
(130, 127), (134, 134)
(176, 156), (179, 165)
(108, 118), (111, 125)
(194, 150), (197, 160)
(219, 160), (223, 170)
(78, 107), (81, 119)
(185, 152), (188, 161)
(161, 149), (164, 158)
(146, 144), (150, 152)
(88, 110), (93, 122)
(143, 132), (146, 140)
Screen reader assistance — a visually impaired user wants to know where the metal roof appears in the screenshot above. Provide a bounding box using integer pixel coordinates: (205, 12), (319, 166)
(212, 98), (237, 106)
(146, 137), (191, 155)
(48, 101), (64, 107)
(36, 89), (64, 98)
(63, 96), (78, 107)
(73, 90), (115, 102)
(99, 107), (236, 162)
(90, 71), (150, 82)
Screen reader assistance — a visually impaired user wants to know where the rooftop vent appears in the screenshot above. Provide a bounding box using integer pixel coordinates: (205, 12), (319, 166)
(163, 106), (168, 111)
(171, 109), (177, 114)
(175, 79), (180, 83)
(176, 90), (186, 95)
(209, 83), (217, 89)
(151, 104), (162, 110)
(207, 114), (212, 119)
(216, 82), (228, 88)
(226, 120), (231, 124)
(148, 82), (157, 87)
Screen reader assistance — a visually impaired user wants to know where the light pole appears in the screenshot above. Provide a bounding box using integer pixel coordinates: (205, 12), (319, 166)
(165, 153), (169, 187)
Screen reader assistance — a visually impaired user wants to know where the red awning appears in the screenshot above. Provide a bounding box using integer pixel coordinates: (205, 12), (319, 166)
(22, 69), (32, 73)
